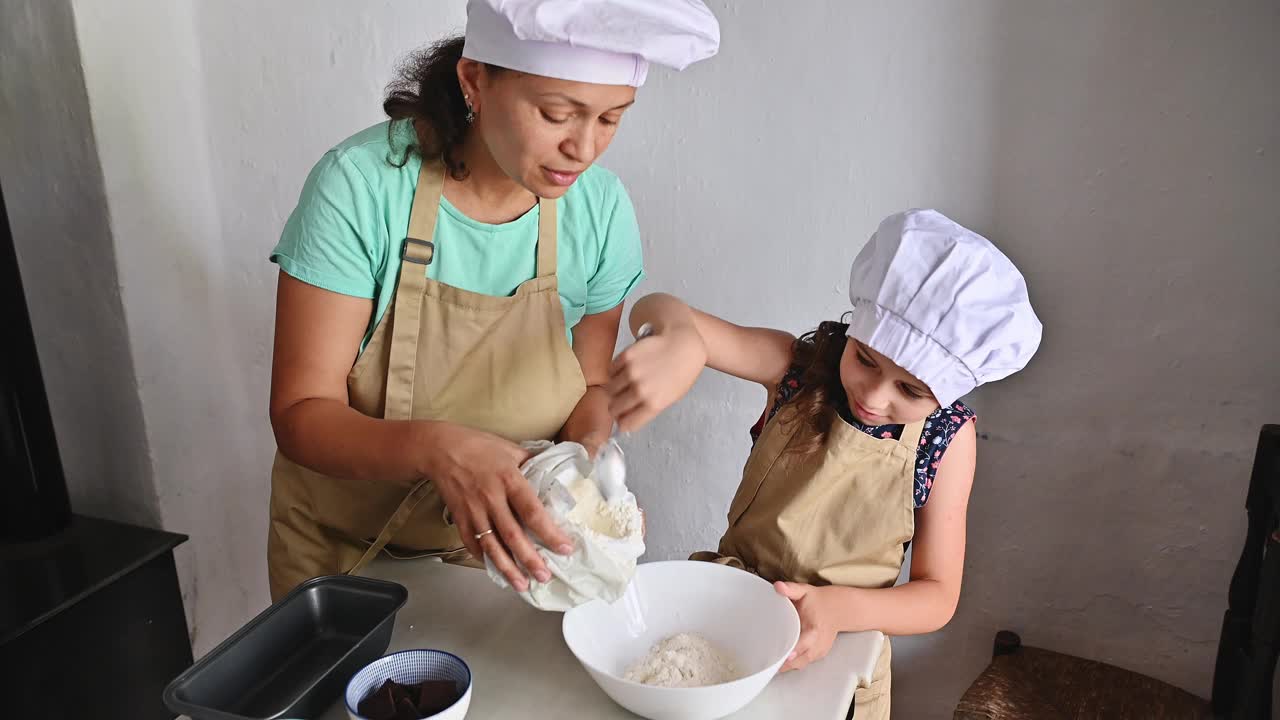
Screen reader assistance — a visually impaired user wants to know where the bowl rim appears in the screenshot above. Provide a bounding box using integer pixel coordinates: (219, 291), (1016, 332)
(561, 560), (801, 692)
(344, 648), (473, 719)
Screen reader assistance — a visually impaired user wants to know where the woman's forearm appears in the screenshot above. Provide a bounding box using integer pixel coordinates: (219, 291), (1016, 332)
(271, 397), (434, 486)
(558, 385), (615, 454)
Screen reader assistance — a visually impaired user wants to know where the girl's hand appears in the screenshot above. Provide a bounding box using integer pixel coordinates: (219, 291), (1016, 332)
(775, 581), (840, 672)
(606, 324), (707, 432)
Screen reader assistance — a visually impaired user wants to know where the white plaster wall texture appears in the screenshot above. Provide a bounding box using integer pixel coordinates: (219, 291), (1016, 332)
(1, 0), (157, 530)
(66, 1), (1279, 716)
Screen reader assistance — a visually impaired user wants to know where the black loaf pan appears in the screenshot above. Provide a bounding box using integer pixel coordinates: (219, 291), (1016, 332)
(164, 575), (408, 719)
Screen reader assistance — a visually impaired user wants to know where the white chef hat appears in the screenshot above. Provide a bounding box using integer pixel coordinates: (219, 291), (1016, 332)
(461, 0), (720, 87)
(846, 209), (1043, 408)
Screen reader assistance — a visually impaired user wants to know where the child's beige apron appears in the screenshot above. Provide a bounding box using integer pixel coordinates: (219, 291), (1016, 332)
(693, 405), (924, 720)
(267, 161), (587, 601)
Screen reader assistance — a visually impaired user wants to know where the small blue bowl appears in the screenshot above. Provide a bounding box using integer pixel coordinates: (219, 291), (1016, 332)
(345, 649), (472, 720)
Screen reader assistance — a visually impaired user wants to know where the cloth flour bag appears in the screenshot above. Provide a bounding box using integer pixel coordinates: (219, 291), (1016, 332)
(485, 441), (646, 611)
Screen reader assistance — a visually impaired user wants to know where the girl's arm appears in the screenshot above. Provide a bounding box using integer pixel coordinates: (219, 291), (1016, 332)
(608, 293), (795, 430)
(777, 419), (977, 671)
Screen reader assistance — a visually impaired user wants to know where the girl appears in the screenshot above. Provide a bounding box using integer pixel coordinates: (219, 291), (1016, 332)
(606, 209), (1042, 718)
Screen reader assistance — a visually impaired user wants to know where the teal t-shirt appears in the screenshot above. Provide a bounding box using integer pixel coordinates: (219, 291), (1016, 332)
(272, 120), (645, 349)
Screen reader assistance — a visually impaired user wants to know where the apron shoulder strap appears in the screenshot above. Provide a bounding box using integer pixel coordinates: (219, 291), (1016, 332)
(535, 196), (557, 278)
(898, 419), (926, 453)
(385, 161), (444, 421)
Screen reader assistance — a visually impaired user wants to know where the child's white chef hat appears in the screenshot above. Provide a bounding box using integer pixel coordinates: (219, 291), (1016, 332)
(462, 0), (721, 88)
(847, 209), (1043, 408)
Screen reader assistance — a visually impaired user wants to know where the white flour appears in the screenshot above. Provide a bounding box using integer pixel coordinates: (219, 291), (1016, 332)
(624, 633), (741, 688)
(486, 441), (646, 611)
(562, 471), (641, 539)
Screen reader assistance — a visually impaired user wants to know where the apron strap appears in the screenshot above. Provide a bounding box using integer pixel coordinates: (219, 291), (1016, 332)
(897, 419), (925, 452)
(384, 161), (444, 421)
(356, 162), (446, 570)
(535, 196), (556, 279)
(345, 479), (469, 576)
(346, 479), (430, 575)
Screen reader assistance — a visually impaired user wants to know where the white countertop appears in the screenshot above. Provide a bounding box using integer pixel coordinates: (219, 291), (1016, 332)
(318, 558), (883, 720)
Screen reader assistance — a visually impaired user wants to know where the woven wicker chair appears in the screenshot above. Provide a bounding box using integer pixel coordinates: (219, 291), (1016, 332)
(955, 425), (1279, 720)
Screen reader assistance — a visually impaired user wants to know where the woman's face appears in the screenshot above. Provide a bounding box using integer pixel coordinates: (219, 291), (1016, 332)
(461, 61), (636, 198)
(839, 337), (940, 425)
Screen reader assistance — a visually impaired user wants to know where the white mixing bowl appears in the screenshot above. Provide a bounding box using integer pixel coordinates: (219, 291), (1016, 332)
(562, 561), (800, 720)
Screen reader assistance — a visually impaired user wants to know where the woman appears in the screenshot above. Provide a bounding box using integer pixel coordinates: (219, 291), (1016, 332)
(266, 0), (719, 601)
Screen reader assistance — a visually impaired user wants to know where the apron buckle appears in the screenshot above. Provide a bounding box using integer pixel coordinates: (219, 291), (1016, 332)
(402, 237), (435, 265)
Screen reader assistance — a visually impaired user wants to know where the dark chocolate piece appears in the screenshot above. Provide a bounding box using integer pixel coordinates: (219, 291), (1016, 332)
(417, 679), (460, 715)
(394, 696), (422, 720)
(360, 676), (461, 719)
(357, 680), (398, 720)
(389, 680), (415, 707)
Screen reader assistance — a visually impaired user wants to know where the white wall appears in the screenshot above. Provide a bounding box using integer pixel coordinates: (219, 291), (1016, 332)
(65, 1), (1278, 716)
(1, 0), (157, 529)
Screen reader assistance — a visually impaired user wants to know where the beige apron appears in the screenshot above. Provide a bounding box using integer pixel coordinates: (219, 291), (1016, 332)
(267, 161), (587, 601)
(693, 404), (923, 720)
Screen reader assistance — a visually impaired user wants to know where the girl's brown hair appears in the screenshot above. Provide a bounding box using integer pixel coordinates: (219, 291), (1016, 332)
(776, 316), (852, 456)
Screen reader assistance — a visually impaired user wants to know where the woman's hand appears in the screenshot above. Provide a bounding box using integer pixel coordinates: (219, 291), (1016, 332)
(606, 323), (707, 432)
(419, 422), (573, 592)
(775, 582), (840, 672)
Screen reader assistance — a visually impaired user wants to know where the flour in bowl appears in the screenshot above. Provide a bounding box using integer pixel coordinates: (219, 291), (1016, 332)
(624, 633), (741, 688)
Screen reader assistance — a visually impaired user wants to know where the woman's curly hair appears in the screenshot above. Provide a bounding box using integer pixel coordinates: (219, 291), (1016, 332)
(382, 35), (506, 179)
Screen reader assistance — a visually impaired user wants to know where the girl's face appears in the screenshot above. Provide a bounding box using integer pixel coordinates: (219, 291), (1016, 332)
(839, 337), (940, 425)
(460, 61), (636, 198)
